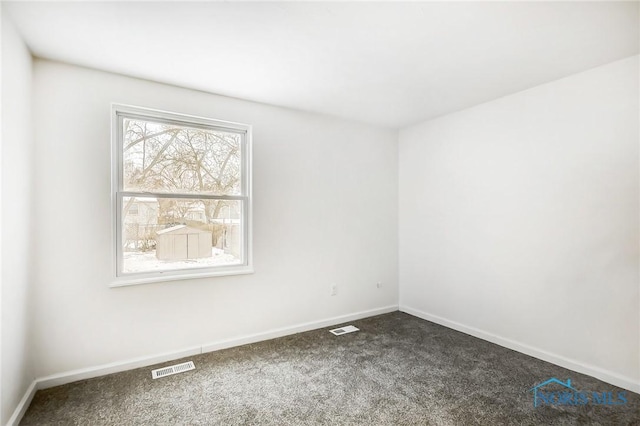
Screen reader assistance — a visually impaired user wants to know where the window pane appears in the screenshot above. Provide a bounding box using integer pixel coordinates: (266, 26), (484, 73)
(121, 197), (243, 274)
(122, 118), (242, 196)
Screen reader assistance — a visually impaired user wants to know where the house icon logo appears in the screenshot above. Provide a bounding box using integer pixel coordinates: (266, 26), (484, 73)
(529, 377), (628, 407)
(530, 378), (575, 407)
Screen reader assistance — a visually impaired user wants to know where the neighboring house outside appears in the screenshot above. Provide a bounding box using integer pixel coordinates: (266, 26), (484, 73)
(124, 199), (160, 251)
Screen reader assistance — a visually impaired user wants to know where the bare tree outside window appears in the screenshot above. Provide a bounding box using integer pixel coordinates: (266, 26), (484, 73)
(113, 106), (251, 282)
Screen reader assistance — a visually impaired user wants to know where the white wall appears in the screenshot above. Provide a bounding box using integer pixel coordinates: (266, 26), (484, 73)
(399, 56), (639, 390)
(1, 10), (35, 425)
(30, 59), (398, 378)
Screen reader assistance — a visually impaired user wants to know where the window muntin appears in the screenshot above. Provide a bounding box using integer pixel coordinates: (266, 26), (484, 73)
(113, 105), (252, 284)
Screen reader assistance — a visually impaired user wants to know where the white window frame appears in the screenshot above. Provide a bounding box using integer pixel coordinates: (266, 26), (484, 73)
(111, 104), (253, 287)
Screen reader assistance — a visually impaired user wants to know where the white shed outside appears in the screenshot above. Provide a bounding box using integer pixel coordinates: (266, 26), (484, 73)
(156, 225), (212, 261)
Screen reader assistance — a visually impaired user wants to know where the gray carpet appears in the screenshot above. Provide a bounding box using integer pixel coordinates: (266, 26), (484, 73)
(21, 312), (640, 425)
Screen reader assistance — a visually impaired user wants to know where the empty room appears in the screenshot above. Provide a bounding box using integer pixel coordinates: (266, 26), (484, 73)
(1, 1), (638, 425)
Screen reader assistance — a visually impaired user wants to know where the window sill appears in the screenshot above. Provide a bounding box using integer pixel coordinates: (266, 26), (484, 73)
(110, 265), (254, 288)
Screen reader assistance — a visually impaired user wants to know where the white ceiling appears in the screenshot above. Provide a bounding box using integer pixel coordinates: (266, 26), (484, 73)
(5, 1), (639, 129)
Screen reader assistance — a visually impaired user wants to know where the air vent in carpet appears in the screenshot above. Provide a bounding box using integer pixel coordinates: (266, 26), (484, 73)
(151, 361), (195, 379)
(330, 325), (359, 336)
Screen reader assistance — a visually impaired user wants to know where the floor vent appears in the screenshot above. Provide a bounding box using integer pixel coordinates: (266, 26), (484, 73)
(330, 325), (360, 336)
(151, 361), (195, 379)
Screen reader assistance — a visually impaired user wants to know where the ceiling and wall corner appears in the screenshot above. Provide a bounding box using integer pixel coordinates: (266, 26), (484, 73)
(4, 1), (639, 129)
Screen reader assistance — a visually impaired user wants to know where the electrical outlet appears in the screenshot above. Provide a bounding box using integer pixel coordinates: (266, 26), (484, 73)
(330, 284), (337, 296)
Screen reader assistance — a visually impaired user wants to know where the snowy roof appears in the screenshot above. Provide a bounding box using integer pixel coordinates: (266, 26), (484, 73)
(156, 225), (210, 235)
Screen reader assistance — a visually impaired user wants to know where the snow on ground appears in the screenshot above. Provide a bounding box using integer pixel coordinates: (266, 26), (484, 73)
(123, 247), (240, 273)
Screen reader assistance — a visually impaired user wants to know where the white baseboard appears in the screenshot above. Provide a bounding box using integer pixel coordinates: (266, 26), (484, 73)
(201, 305), (398, 353)
(5, 381), (37, 426)
(37, 345), (203, 390)
(5, 305), (398, 426)
(400, 305), (640, 394)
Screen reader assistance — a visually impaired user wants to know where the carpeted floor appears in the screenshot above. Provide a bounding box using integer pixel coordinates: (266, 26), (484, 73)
(21, 312), (640, 425)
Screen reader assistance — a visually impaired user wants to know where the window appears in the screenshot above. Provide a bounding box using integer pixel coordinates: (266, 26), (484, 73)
(112, 105), (252, 285)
